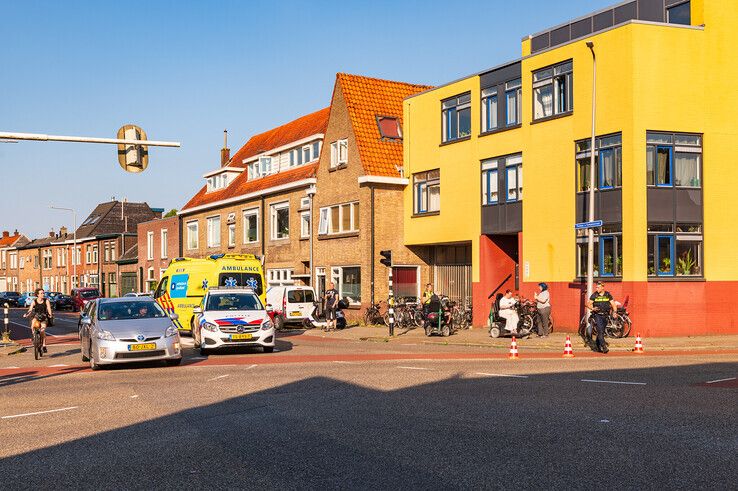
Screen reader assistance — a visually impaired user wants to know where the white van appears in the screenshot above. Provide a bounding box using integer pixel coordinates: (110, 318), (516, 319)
(266, 285), (316, 329)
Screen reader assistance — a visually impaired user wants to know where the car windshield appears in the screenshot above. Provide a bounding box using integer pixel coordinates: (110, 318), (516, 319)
(6, 292), (19, 297)
(98, 301), (167, 321)
(205, 293), (263, 311)
(287, 289), (314, 303)
(80, 289), (100, 299)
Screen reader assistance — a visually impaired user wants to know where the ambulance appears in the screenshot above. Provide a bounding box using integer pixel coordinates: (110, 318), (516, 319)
(153, 254), (266, 333)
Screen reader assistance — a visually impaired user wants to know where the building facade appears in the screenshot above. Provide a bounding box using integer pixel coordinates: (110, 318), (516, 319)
(404, 0), (735, 335)
(137, 215), (180, 293)
(0, 231), (29, 292)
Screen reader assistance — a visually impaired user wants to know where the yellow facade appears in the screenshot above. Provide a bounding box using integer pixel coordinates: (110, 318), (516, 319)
(404, 0), (738, 284)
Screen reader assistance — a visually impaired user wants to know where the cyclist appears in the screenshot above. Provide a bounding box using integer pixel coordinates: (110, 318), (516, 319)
(23, 288), (52, 353)
(586, 281), (617, 353)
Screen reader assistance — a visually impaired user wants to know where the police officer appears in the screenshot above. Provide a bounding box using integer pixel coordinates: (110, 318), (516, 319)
(586, 281), (617, 353)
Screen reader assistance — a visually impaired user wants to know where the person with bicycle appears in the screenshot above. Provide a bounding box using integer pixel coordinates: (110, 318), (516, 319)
(586, 281), (617, 353)
(23, 288), (52, 353)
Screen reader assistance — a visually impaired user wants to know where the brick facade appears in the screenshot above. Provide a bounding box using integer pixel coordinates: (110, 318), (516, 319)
(137, 216), (180, 292)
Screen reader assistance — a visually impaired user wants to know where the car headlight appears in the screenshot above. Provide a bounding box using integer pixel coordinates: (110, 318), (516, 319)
(202, 321), (218, 332)
(261, 318), (273, 331)
(96, 329), (115, 341)
(165, 325), (178, 337)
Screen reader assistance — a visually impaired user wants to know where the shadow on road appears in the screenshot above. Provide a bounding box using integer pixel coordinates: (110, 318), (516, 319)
(0, 360), (735, 488)
(0, 366), (87, 388)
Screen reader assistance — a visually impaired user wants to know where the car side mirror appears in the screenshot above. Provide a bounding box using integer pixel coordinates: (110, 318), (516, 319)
(169, 313), (179, 321)
(192, 307), (202, 315)
(80, 316), (91, 326)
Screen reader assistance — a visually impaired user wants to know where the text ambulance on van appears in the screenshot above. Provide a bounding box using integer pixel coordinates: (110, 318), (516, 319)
(153, 254), (266, 332)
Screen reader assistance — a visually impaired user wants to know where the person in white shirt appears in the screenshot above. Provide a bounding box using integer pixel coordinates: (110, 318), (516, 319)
(498, 289), (519, 332)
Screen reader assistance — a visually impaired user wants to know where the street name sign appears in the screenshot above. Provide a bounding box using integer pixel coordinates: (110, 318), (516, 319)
(575, 220), (603, 230)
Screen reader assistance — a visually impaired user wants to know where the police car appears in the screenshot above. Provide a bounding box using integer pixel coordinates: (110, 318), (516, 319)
(191, 287), (275, 355)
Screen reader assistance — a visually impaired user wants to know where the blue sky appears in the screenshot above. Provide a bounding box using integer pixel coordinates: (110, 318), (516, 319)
(1, 0), (614, 237)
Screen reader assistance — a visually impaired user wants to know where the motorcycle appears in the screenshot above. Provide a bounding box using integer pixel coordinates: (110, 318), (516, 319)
(302, 298), (348, 330)
(487, 293), (536, 339)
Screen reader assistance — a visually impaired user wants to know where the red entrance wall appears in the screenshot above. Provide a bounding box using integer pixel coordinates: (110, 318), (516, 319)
(472, 234), (519, 327)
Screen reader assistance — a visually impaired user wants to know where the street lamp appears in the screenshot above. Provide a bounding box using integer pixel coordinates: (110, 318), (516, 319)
(50, 206), (76, 293)
(586, 41), (597, 304)
(306, 185), (317, 287)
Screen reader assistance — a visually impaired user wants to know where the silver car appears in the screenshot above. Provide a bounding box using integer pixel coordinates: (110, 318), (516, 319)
(79, 297), (182, 370)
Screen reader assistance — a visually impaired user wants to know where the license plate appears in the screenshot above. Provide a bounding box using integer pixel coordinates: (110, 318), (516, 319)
(289, 311), (302, 317)
(230, 333), (252, 340)
(128, 343), (156, 351)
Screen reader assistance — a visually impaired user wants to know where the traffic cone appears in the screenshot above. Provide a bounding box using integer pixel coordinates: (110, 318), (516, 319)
(633, 333), (644, 353)
(508, 336), (519, 360)
(563, 335), (575, 358)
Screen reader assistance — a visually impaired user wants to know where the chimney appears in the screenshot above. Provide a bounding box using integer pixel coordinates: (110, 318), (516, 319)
(49, 229), (55, 238)
(221, 129), (230, 167)
(60, 226), (68, 236)
(2, 231), (8, 239)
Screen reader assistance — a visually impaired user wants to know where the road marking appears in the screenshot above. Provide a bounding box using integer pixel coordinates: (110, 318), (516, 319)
(581, 379), (646, 386)
(1, 367), (20, 369)
(599, 419), (610, 423)
(130, 395), (139, 399)
(476, 372), (529, 379)
(49, 364), (68, 367)
(706, 377), (736, 384)
(208, 374), (230, 381)
(333, 360), (356, 364)
(397, 366), (431, 371)
(9, 320), (60, 337)
(2, 406), (78, 420)
(245, 364), (257, 370)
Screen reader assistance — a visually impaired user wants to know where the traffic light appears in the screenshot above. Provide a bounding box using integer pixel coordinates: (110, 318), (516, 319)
(379, 250), (392, 267)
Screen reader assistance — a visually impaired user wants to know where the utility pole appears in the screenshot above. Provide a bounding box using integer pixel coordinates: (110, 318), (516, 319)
(586, 41), (597, 304)
(380, 250), (394, 336)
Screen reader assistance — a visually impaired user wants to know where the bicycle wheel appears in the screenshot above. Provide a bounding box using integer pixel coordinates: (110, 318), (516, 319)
(412, 310), (424, 328)
(579, 315), (591, 345)
(605, 318), (621, 338)
(33, 332), (40, 360)
(620, 316), (632, 338)
(363, 308), (374, 326)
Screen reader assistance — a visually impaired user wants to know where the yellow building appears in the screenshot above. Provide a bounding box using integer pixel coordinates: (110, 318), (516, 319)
(404, 0), (737, 336)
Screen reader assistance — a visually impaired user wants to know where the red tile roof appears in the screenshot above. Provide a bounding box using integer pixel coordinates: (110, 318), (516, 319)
(229, 107), (330, 168)
(181, 163), (318, 211)
(337, 73), (431, 177)
(0, 233), (23, 247)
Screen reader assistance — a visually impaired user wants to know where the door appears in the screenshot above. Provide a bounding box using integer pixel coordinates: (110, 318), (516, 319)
(392, 267), (419, 302)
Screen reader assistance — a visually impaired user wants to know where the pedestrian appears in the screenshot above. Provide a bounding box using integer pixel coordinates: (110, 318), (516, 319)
(534, 282), (551, 337)
(324, 282), (339, 332)
(586, 281), (617, 353)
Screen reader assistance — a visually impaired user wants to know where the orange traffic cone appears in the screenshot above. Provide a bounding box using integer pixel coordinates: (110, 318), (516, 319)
(563, 335), (575, 358)
(509, 336), (519, 360)
(633, 333), (644, 353)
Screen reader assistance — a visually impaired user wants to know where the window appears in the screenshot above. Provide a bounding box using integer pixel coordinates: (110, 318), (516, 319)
(312, 141), (321, 161)
(243, 209), (259, 243)
(92, 246), (98, 264)
(186, 221), (199, 250)
(318, 202), (359, 236)
(330, 139), (348, 168)
(43, 250), (52, 269)
(648, 223), (702, 277)
(300, 211), (311, 239)
(576, 134), (623, 192)
(110, 244), (116, 261)
(270, 202), (290, 240)
(228, 223), (236, 247)
(147, 268), (156, 292)
(504, 154), (523, 202)
(85, 247), (91, 264)
(667, 1), (690, 25)
(206, 173), (231, 192)
(576, 225), (623, 278)
(161, 229), (168, 258)
(505, 79), (522, 126)
(267, 268), (293, 286)
(248, 157), (272, 179)
(377, 116), (402, 139)
(481, 89), (498, 132)
(104, 244), (110, 262)
(331, 266), (361, 304)
(413, 170), (440, 214)
(10, 252), (17, 269)
(647, 132), (701, 187)
(442, 93), (471, 142)
(481, 161), (499, 205)
(206, 216), (221, 248)
(147, 231), (154, 260)
(533, 61), (573, 120)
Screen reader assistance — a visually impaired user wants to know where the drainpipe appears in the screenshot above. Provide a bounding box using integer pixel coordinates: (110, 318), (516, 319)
(370, 185), (375, 305)
(260, 196), (266, 258)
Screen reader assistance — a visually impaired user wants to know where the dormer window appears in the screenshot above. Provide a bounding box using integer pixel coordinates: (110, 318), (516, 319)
(289, 142), (321, 167)
(204, 168), (241, 192)
(376, 116), (402, 140)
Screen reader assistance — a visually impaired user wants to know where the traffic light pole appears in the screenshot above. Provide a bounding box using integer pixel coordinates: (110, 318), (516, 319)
(388, 270), (395, 337)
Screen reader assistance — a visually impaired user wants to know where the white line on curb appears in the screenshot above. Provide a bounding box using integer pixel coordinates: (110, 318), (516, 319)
(2, 406), (78, 419)
(476, 372), (529, 379)
(705, 377), (736, 384)
(333, 361), (356, 364)
(49, 364), (68, 367)
(581, 379), (646, 386)
(1, 367), (20, 369)
(208, 374), (230, 381)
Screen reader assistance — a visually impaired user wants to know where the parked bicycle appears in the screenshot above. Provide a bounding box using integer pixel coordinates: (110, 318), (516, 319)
(363, 301), (386, 326)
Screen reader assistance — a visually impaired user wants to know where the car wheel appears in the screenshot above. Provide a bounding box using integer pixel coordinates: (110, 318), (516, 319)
(263, 346), (274, 353)
(89, 344), (101, 371)
(274, 315), (285, 331)
(192, 321), (201, 348)
(166, 358), (182, 366)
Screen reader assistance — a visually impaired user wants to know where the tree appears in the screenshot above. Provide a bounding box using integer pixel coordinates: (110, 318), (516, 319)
(164, 209), (177, 218)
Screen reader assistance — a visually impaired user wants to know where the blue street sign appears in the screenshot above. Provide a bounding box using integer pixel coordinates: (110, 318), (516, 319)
(575, 220), (603, 230)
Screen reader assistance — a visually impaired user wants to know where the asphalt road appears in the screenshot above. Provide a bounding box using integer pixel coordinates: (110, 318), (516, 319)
(1, 318), (736, 491)
(3, 306), (81, 342)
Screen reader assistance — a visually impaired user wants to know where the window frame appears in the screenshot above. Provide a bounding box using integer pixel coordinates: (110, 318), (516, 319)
(227, 223), (236, 248)
(147, 231), (154, 260)
(533, 60), (573, 121)
(441, 93), (472, 143)
(666, 1), (691, 25)
(270, 201), (290, 241)
(160, 229), (168, 259)
(505, 79), (522, 126)
(646, 132), (702, 188)
(330, 139), (348, 168)
(481, 88), (498, 133)
(504, 155), (523, 203)
(576, 225), (623, 279)
(186, 221), (199, 250)
(300, 211), (311, 239)
(243, 208), (259, 244)
(575, 133), (623, 192)
(318, 202), (359, 236)
(481, 162), (499, 206)
(413, 170), (441, 214)
(206, 215), (221, 248)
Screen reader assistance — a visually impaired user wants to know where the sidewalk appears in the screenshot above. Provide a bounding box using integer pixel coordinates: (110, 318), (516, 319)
(306, 325), (738, 352)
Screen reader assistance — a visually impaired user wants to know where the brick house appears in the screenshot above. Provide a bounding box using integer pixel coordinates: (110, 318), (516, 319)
(178, 109), (329, 287)
(310, 74), (432, 312)
(137, 215), (180, 292)
(0, 231), (29, 292)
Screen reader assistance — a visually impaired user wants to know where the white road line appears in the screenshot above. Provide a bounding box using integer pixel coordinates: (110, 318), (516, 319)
(706, 377), (736, 384)
(245, 364), (257, 370)
(333, 361), (356, 364)
(476, 372), (529, 379)
(130, 395), (139, 399)
(1, 367), (20, 369)
(208, 374), (230, 381)
(397, 366), (431, 371)
(2, 406), (78, 420)
(581, 379), (646, 386)
(49, 364), (68, 367)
